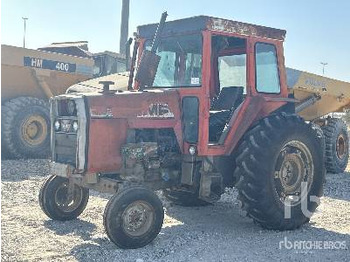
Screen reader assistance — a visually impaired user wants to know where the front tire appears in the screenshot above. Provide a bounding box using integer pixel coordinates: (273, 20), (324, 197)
(103, 186), (164, 249)
(321, 118), (349, 173)
(234, 113), (324, 230)
(2, 97), (50, 159)
(39, 175), (89, 221)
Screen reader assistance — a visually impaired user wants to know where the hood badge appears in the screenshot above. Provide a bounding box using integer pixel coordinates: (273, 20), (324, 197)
(90, 108), (114, 118)
(137, 103), (174, 119)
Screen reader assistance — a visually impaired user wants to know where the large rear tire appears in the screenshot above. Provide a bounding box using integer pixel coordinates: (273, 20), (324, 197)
(2, 97), (50, 159)
(234, 113), (325, 230)
(321, 118), (349, 173)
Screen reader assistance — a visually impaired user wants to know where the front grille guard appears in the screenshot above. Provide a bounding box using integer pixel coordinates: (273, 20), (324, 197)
(50, 96), (88, 172)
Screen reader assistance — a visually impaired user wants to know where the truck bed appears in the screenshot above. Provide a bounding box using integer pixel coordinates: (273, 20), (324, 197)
(286, 68), (350, 120)
(1, 45), (94, 102)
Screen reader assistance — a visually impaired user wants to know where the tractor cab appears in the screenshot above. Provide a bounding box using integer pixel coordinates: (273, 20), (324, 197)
(131, 16), (289, 155)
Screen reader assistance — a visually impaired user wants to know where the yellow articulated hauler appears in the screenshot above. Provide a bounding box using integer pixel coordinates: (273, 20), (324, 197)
(287, 68), (350, 173)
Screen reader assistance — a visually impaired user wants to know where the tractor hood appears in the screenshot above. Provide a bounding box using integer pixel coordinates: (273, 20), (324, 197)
(53, 89), (183, 173)
(65, 72), (129, 94)
(85, 89), (182, 173)
(85, 89), (181, 122)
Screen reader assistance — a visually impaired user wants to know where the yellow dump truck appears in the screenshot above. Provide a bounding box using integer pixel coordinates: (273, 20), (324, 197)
(1, 45), (94, 158)
(287, 68), (350, 173)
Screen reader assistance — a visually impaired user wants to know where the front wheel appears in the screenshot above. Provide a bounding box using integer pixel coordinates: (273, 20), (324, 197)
(39, 175), (89, 221)
(103, 186), (164, 249)
(234, 113), (325, 230)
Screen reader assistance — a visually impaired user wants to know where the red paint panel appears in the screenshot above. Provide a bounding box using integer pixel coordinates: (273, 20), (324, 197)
(87, 119), (127, 173)
(128, 119), (177, 129)
(88, 91), (180, 119)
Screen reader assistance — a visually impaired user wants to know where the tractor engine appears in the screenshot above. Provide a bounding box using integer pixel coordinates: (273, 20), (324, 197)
(121, 129), (181, 185)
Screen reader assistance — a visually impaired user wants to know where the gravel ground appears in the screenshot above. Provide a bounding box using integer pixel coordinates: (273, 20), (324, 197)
(1, 159), (349, 262)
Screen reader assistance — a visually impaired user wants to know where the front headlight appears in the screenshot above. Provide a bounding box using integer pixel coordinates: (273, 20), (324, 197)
(54, 120), (61, 131)
(72, 121), (79, 132)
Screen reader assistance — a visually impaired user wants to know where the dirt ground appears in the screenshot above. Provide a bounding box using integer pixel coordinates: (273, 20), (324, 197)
(1, 159), (349, 262)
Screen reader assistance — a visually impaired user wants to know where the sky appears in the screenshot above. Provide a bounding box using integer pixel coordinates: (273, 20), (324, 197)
(1, 0), (350, 82)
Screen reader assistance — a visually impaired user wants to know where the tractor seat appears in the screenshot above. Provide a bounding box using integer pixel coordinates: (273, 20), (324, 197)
(211, 86), (244, 111)
(209, 86), (244, 141)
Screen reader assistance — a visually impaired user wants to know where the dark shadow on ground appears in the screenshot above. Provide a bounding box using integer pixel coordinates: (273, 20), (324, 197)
(44, 219), (96, 241)
(89, 190), (112, 200)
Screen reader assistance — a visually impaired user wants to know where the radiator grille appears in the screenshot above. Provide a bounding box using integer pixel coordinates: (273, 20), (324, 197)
(54, 133), (77, 165)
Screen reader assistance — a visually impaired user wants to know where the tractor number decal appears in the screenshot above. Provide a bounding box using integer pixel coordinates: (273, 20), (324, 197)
(137, 103), (175, 118)
(24, 56), (76, 73)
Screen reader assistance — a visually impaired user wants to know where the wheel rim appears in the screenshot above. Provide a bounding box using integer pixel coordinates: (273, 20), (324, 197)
(54, 182), (84, 213)
(274, 140), (314, 206)
(122, 200), (155, 237)
(21, 115), (47, 146)
(336, 134), (347, 159)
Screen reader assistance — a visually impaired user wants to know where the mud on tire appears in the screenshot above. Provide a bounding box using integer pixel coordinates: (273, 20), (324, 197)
(2, 97), (50, 159)
(234, 113), (325, 230)
(321, 118), (349, 173)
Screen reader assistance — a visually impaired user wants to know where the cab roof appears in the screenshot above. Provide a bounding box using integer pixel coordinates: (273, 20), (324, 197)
(137, 15), (286, 41)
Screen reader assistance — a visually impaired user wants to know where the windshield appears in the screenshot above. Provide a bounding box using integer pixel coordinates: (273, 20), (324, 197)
(144, 34), (203, 88)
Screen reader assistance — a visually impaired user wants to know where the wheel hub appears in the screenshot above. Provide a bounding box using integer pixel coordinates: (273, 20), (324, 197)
(54, 182), (83, 212)
(280, 153), (304, 192)
(21, 115), (47, 146)
(122, 201), (154, 237)
(336, 134), (347, 159)
(274, 141), (314, 205)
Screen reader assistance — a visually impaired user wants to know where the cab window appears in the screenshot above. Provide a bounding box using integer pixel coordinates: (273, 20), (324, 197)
(218, 54), (246, 93)
(144, 34), (202, 88)
(255, 43), (280, 93)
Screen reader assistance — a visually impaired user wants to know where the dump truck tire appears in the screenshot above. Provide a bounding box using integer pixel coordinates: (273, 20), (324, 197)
(2, 97), (50, 159)
(234, 113), (324, 230)
(103, 186), (164, 249)
(1, 105), (13, 159)
(162, 189), (210, 207)
(39, 175), (89, 221)
(321, 118), (349, 173)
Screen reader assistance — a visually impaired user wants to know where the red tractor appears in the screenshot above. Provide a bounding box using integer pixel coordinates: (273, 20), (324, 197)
(39, 13), (326, 249)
